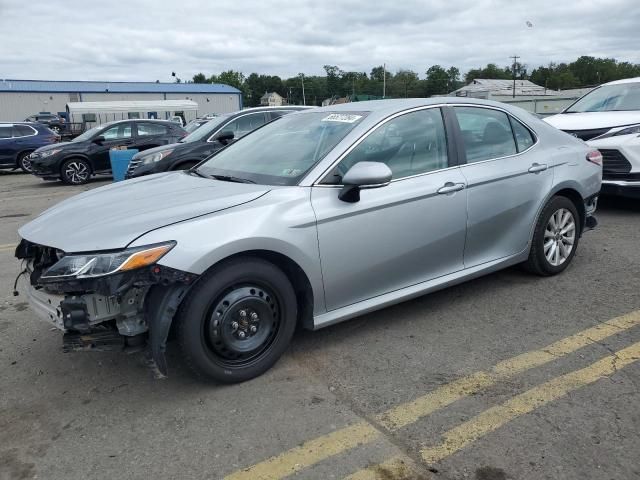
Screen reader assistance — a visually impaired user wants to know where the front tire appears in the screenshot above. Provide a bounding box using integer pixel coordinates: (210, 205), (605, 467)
(524, 196), (580, 276)
(177, 257), (298, 383)
(61, 158), (91, 185)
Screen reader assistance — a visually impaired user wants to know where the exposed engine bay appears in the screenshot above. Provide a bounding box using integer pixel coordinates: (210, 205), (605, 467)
(15, 239), (198, 376)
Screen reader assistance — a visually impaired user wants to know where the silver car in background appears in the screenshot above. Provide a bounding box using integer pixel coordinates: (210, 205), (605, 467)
(16, 98), (602, 383)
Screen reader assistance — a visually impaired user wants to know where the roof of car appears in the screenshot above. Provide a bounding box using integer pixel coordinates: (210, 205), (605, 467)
(603, 77), (640, 86)
(303, 97), (534, 123)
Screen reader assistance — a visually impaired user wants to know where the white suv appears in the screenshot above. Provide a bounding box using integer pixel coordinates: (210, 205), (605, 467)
(545, 78), (640, 198)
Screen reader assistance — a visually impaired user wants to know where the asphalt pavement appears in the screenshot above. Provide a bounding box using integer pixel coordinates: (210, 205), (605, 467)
(1, 171), (639, 480)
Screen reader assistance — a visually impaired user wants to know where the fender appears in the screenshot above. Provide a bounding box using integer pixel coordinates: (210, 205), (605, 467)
(145, 283), (192, 378)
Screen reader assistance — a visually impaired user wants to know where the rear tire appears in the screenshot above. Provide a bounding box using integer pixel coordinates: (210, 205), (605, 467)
(17, 152), (34, 173)
(177, 257), (297, 383)
(60, 158), (91, 185)
(524, 196), (580, 276)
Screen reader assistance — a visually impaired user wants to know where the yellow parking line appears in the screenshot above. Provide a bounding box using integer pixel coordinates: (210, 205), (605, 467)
(420, 340), (640, 464)
(0, 243), (17, 252)
(224, 310), (640, 480)
(225, 423), (379, 480)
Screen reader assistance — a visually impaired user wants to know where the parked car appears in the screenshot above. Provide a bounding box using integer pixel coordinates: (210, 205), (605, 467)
(0, 122), (60, 173)
(184, 118), (211, 134)
(28, 119), (186, 185)
(16, 98), (601, 382)
(126, 106), (310, 178)
(169, 116), (185, 127)
(24, 113), (66, 134)
(545, 77), (640, 198)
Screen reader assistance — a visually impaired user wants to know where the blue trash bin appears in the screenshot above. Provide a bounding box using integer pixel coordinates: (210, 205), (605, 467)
(109, 149), (138, 182)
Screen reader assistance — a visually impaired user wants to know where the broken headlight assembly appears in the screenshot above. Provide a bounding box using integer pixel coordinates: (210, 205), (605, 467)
(41, 241), (176, 280)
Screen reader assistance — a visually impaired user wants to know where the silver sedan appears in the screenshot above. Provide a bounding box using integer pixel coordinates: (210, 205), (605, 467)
(16, 98), (602, 382)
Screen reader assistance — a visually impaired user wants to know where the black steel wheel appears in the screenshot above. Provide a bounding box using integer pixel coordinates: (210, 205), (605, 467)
(177, 257), (297, 383)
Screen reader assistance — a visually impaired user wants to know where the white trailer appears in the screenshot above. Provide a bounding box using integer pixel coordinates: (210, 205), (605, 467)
(66, 100), (199, 127)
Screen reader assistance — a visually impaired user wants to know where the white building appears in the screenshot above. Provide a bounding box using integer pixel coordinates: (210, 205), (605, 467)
(0, 79), (243, 122)
(448, 79), (595, 116)
(260, 92), (285, 107)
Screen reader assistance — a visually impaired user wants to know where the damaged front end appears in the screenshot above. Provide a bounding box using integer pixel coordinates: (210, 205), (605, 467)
(15, 239), (198, 377)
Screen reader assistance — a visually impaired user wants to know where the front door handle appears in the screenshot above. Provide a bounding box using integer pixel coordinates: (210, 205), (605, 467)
(528, 163), (548, 173)
(437, 182), (465, 194)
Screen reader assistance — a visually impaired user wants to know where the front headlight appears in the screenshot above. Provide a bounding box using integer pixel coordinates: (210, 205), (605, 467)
(40, 148), (62, 158)
(41, 241), (175, 280)
(140, 149), (174, 165)
(593, 124), (640, 140)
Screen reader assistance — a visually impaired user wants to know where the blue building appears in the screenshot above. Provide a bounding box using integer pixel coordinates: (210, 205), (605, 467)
(0, 79), (242, 122)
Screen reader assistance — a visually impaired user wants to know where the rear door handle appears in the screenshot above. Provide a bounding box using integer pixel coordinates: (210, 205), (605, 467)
(528, 163), (548, 173)
(437, 182), (465, 194)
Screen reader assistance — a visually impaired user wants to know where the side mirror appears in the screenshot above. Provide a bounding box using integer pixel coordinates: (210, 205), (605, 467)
(339, 161), (392, 203)
(215, 130), (235, 145)
(92, 135), (106, 144)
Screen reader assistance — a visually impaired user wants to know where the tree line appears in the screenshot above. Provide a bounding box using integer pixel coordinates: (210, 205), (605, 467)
(191, 56), (640, 107)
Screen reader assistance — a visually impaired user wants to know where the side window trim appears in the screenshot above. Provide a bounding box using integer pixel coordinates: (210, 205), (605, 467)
(450, 105), (539, 165)
(507, 115), (537, 153)
(316, 106), (452, 186)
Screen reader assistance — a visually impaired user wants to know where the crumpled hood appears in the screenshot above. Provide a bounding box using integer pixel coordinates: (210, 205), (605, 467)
(19, 172), (270, 252)
(544, 111), (640, 131)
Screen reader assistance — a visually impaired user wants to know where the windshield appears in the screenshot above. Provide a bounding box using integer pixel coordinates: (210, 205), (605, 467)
(72, 125), (105, 142)
(196, 111), (367, 185)
(181, 116), (229, 143)
(184, 120), (206, 133)
(566, 83), (640, 113)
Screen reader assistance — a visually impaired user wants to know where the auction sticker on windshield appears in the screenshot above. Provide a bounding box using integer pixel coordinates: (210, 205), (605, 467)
(322, 114), (363, 123)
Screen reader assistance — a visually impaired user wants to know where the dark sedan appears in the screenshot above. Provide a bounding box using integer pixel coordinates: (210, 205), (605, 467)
(0, 122), (60, 173)
(29, 119), (186, 185)
(126, 106), (310, 178)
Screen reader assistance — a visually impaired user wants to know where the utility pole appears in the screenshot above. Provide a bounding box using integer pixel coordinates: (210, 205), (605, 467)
(510, 55), (520, 98)
(300, 73), (306, 106)
(383, 63), (386, 98)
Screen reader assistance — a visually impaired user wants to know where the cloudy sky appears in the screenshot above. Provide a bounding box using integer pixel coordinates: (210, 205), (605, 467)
(1, 0), (638, 82)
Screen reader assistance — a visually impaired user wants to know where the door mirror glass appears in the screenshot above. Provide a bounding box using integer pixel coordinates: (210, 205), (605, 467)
(339, 161), (392, 203)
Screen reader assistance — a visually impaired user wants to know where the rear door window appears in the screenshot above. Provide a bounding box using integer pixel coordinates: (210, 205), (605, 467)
(137, 123), (168, 137)
(453, 107), (517, 162)
(13, 125), (36, 137)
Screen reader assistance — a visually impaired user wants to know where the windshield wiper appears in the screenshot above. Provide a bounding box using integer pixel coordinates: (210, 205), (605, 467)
(189, 169), (209, 178)
(210, 174), (256, 184)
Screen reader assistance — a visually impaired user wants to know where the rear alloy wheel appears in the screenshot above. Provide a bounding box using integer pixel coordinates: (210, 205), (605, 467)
(525, 196), (580, 276)
(177, 257), (297, 383)
(61, 158), (91, 185)
(17, 152), (34, 173)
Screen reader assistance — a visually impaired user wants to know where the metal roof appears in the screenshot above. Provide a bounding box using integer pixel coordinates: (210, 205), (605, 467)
(451, 79), (558, 97)
(66, 100), (199, 113)
(0, 79), (241, 94)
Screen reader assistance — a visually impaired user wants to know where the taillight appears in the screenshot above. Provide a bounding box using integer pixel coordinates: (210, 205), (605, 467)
(586, 150), (602, 166)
